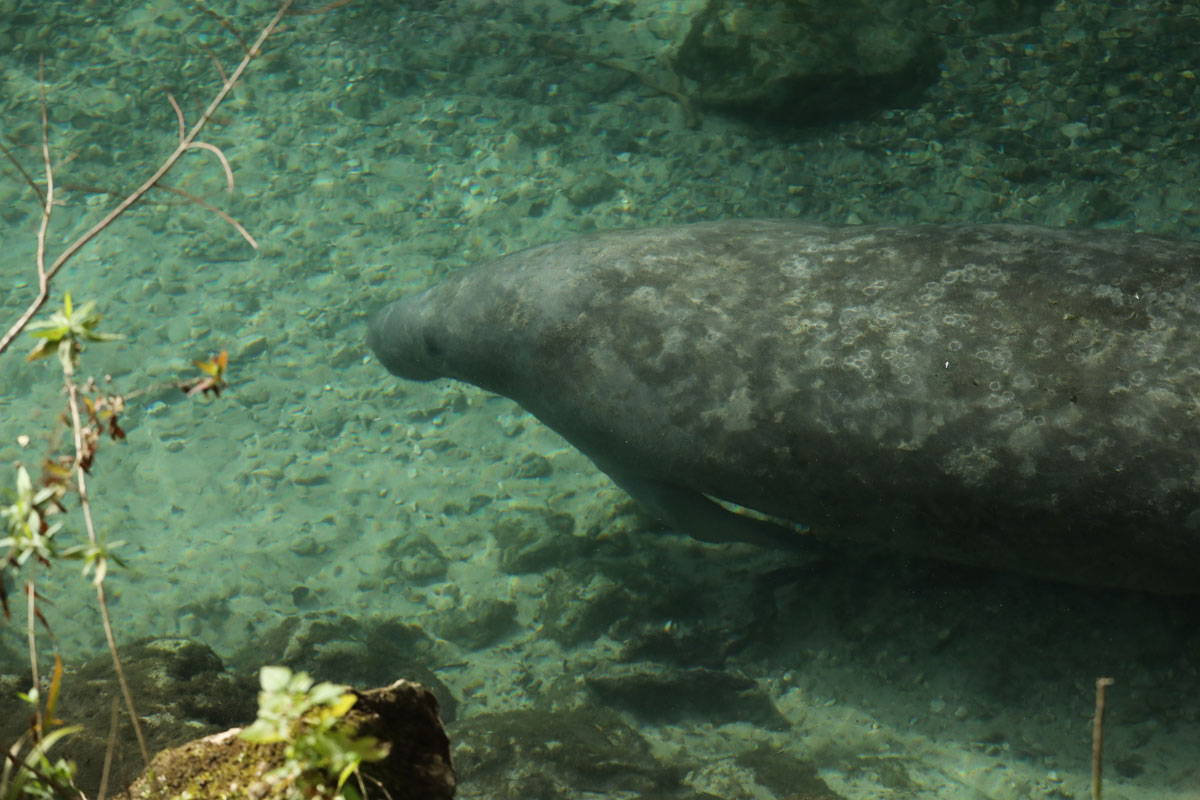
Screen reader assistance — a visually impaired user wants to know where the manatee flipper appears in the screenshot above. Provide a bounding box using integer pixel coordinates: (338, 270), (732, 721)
(605, 469), (809, 550)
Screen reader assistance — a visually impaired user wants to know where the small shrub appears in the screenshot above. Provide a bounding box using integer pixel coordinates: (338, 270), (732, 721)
(240, 666), (390, 800)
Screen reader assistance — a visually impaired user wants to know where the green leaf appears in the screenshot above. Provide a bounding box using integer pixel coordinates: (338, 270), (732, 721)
(259, 665), (293, 693)
(308, 682), (350, 709)
(239, 718), (286, 745)
(14, 466), (31, 498)
(336, 760), (357, 791)
(325, 692), (356, 720)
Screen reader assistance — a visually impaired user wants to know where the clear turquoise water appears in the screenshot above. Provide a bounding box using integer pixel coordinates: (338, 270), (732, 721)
(1, 1), (1197, 798)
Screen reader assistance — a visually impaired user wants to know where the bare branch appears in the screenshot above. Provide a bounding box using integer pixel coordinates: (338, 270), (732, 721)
(187, 0), (294, 144)
(193, 0), (250, 55)
(54, 149), (80, 171)
(97, 698), (120, 800)
(0, 0), (295, 358)
(0, 138), (45, 206)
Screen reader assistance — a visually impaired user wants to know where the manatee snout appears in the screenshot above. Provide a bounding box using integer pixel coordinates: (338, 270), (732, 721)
(367, 294), (443, 381)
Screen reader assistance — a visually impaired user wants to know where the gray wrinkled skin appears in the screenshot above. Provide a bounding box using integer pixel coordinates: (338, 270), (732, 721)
(369, 219), (1200, 593)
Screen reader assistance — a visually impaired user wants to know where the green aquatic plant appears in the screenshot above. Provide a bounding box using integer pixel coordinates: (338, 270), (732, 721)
(1, 659), (82, 800)
(240, 666), (390, 800)
(0, 724), (81, 800)
(0, 467), (64, 571)
(24, 293), (121, 375)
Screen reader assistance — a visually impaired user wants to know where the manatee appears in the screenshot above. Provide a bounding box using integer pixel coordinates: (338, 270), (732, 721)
(368, 219), (1200, 594)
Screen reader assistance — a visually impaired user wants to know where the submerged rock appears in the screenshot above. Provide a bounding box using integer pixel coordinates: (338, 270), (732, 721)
(233, 611), (459, 722)
(586, 665), (789, 729)
(452, 706), (684, 799)
(671, 0), (942, 126)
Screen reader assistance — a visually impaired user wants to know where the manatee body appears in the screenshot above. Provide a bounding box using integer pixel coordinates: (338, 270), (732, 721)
(369, 219), (1200, 594)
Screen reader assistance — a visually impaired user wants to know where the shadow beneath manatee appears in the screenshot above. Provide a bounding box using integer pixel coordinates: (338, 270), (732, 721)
(535, 519), (1200, 788)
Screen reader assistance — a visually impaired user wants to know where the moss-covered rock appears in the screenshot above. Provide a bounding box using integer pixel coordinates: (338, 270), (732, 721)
(113, 679), (453, 800)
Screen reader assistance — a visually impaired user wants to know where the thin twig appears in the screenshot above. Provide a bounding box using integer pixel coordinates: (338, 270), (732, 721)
(97, 697), (119, 800)
(169, 94), (236, 191)
(187, 141), (236, 192)
(198, 41), (230, 85)
(1091, 676), (1115, 800)
(167, 92), (187, 144)
(0, 138), (45, 206)
(155, 183), (257, 247)
(288, 0), (354, 15)
(35, 56), (54, 294)
(193, 0), (250, 55)
(31, 180), (251, 245)
(25, 578), (41, 737)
